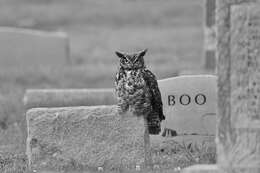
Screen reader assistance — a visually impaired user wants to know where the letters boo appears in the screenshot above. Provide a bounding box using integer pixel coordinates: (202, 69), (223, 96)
(168, 94), (206, 106)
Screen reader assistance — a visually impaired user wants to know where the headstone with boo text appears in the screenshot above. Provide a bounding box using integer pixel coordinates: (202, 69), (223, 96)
(156, 75), (217, 143)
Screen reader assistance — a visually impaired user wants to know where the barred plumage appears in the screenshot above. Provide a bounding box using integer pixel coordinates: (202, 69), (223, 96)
(114, 49), (165, 135)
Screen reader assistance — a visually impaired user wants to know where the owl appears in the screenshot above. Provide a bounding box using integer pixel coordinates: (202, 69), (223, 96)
(114, 49), (165, 135)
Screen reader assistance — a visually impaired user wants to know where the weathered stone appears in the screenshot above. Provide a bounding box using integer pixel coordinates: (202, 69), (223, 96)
(24, 89), (116, 110)
(26, 105), (146, 172)
(181, 164), (219, 173)
(0, 27), (70, 67)
(216, 2), (260, 173)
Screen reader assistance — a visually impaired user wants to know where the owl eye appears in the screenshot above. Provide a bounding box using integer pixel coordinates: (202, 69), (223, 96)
(120, 56), (128, 63)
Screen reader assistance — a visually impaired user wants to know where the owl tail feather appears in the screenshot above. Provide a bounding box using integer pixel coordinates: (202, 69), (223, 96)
(159, 114), (166, 121)
(146, 112), (161, 135)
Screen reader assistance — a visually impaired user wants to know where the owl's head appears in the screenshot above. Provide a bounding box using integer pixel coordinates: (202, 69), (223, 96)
(115, 49), (147, 70)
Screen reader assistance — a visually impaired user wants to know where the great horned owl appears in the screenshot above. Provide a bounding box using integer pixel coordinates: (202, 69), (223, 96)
(114, 49), (165, 135)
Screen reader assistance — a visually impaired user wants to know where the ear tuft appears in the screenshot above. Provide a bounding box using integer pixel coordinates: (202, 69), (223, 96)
(139, 49), (148, 57)
(115, 51), (124, 58)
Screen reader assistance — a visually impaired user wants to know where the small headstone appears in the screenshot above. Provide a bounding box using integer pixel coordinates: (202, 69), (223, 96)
(158, 75), (217, 139)
(0, 27), (70, 68)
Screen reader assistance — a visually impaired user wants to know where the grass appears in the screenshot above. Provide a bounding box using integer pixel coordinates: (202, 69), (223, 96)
(0, 139), (215, 173)
(0, 0), (217, 172)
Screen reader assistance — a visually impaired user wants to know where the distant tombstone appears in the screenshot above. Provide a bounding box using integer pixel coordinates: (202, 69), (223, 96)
(158, 75), (217, 138)
(0, 27), (70, 67)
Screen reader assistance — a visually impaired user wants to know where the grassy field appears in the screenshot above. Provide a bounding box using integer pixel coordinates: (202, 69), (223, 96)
(0, 0), (216, 172)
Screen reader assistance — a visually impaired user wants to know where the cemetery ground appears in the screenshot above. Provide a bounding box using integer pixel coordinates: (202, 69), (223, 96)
(0, 0), (217, 172)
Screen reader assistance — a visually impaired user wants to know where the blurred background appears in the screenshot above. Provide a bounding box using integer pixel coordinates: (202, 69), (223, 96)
(0, 0), (204, 155)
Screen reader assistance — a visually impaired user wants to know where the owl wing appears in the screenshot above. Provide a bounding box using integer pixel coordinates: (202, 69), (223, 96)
(143, 69), (165, 121)
(115, 72), (120, 88)
(115, 68), (123, 90)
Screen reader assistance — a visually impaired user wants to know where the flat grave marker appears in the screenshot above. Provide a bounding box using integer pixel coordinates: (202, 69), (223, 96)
(0, 27), (70, 67)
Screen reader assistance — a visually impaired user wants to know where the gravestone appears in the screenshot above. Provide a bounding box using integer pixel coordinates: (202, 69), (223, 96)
(216, 3), (260, 173)
(0, 27), (70, 67)
(24, 76), (218, 144)
(26, 106), (148, 172)
(159, 75), (217, 138)
(24, 89), (116, 110)
(25, 76), (219, 171)
(181, 1), (259, 173)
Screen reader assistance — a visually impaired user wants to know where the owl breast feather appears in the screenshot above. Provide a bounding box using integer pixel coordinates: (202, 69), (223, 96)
(116, 71), (150, 103)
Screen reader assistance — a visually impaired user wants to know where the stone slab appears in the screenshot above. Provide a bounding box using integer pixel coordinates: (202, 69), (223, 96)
(26, 105), (147, 172)
(0, 27), (70, 67)
(181, 164), (219, 173)
(158, 75), (217, 137)
(24, 89), (117, 110)
(24, 76), (217, 142)
(215, 4), (260, 172)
